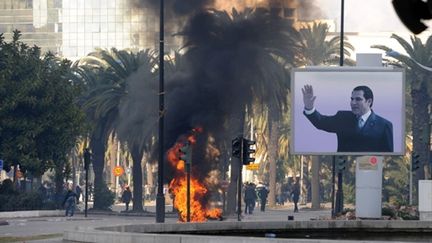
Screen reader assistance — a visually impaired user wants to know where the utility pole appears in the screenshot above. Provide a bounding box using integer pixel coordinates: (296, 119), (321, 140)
(156, 0), (165, 223)
(84, 148), (91, 218)
(232, 136), (243, 222)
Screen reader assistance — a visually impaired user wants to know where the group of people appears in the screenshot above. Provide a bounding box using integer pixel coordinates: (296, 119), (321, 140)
(61, 183), (133, 217)
(243, 180), (301, 214)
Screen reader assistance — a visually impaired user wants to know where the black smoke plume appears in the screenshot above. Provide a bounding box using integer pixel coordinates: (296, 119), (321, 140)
(160, 8), (296, 182)
(130, 0), (214, 17)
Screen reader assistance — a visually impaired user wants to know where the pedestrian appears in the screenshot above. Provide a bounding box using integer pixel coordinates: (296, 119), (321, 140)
(276, 182), (283, 205)
(75, 184), (82, 203)
(291, 180), (300, 213)
(257, 184), (269, 212)
(121, 185), (132, 211)
(62, 185), (78, 217)
(244, 183), (257, 214)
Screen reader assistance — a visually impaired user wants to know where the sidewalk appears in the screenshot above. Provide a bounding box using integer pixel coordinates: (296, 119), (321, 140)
(0, 202), (332, 242)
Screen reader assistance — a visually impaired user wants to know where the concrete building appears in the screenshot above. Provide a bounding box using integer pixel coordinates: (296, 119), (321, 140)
(0, 0), (62, 54)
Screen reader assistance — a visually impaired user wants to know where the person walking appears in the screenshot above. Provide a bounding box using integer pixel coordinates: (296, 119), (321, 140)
(75, 184), (82, 204)
(244, 183), (257, 214)
(121, 185), (132, 211)
(62, 185), (78, 217)
(291, 180), (300, 213)
(257, 184), (269, 212)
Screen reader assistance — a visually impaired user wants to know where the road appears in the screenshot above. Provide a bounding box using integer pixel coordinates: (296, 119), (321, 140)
(0, 202), (331, 242)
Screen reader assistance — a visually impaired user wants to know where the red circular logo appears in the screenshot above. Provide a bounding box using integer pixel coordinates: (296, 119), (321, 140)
(113, 166), (124, 176)
(370, 157), (377, 165)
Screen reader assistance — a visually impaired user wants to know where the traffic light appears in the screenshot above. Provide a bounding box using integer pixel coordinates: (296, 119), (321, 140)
(232, 136), (243, 158)
(242, 138), (256, 165)
(412, 153), (420, 171)
(179, 142), (191, 165)
(84, 148), (91, 170)
(337, 156), (346, 171)
(393, 0), (432, 34)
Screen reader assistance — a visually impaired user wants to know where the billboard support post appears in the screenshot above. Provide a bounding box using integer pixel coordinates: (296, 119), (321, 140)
(331, 156), (336, 218)
(335, 170), (344, 214)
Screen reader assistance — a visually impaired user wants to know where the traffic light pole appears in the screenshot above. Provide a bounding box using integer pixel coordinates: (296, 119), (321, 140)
(84, 148), (90, 218)
(335, 170), (344, 214)
(237, 158), (242, 222)
(85, 164), (89, 218)
(186, 151), (191, 222)
(237, 137), (244, 222)
(156, 0), (166, 224)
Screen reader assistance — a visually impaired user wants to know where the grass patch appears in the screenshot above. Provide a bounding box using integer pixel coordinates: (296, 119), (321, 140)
(0, 233), (62, 242)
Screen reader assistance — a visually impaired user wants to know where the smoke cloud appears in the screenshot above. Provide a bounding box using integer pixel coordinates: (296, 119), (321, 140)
(130, 0), (215, 17)
(160, 8), (294, 181)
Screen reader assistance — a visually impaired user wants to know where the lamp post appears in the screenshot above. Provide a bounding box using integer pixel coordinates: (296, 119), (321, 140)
(156, 0), (165, 223)
(333, 0), (345, 217)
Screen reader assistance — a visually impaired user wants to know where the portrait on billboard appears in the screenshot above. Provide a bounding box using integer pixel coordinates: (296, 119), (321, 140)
(291, 68), (405, 155)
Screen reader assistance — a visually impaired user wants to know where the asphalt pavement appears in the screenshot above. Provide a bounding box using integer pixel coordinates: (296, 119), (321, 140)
(0, 202), (331, 242)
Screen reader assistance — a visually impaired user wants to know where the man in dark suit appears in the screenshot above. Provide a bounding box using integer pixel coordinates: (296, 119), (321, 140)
(302, 85), (393, 152)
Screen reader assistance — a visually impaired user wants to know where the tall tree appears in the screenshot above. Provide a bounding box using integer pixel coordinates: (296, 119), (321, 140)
(77, 48), (127, 209)
(298, 22), (355, 66)
(297, 22), (355, 209)
(177, 8), (299, 213)
(77, 48), (157, 210)
(373, 34), (432, 190)
(0, 31), (84, 196)
(116, 49), (158, 211)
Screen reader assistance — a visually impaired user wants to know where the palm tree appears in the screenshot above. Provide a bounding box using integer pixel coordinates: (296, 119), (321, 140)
(74, 55), (122, 209)
(372, 34), (432, 194)
(177, 8), (300, 213)
(296, 22), (356, 209)
(115, 49), (158, 211)
(298, 22), (355, 66)
(77, 48), (157, 210)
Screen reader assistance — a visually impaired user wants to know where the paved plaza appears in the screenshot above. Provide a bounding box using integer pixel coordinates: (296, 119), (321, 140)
(0, 202), (331, 242)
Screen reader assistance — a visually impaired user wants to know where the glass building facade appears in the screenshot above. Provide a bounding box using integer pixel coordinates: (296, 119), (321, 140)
(61, 0), (159, 59)
(0, 0), (62, 54)
(0, 0), (297, 60)
(0, 0), (163, 60)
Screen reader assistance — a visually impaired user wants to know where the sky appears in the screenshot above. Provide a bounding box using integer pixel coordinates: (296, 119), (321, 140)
(316, 0), (410, 33)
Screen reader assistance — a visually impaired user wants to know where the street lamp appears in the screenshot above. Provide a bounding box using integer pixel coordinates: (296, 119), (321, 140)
(156, 0), (165, 223)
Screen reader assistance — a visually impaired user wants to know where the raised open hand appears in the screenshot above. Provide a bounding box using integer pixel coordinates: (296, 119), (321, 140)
(302, 84), (316, 110)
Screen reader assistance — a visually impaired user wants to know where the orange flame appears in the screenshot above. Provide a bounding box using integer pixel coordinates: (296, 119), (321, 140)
(167, 128), (222, 222)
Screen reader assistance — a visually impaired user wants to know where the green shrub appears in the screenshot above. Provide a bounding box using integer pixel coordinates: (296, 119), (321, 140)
(0, 192), (43, 211)
(382, 207), (396, 218)
(92, 184), (115, 210)
(0, 179), (16, 195)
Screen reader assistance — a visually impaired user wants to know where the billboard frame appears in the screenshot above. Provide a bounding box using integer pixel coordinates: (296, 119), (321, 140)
(290, 66), (405, 156)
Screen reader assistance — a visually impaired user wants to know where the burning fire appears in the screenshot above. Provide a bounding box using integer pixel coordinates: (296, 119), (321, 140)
(167, 127), (222, 222)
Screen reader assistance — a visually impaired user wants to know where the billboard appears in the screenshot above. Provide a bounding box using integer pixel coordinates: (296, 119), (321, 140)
(291, 67), (405, 155)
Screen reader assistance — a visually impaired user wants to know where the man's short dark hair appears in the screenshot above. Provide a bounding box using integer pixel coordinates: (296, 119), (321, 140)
(353, 85), (374, 107)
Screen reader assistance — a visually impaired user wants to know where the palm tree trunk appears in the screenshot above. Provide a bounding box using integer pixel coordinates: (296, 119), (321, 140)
(411, 85), (429, 195)
(131, 145), (144, 211)
(268, 118), (278, 207)
(90, 134), (106, 209)
(311, 156), (320, 209)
